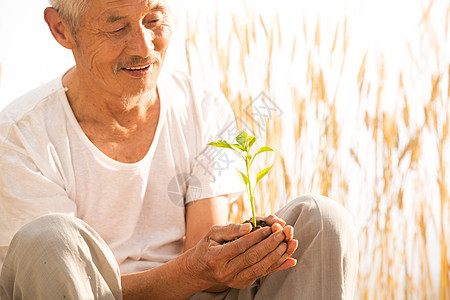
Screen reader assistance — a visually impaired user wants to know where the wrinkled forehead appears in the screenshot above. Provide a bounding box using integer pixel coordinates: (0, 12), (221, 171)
(80, 0), (168, 25)
(87, 0), (167, 14)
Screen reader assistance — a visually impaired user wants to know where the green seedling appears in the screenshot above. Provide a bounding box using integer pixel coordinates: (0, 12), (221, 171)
(207, 131), (274, 228)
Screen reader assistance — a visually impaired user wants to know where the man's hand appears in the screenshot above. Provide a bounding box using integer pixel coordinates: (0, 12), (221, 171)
(256, 215), (298, 274)
(185, 219), (298, 291)
(121, 213), (298, 299)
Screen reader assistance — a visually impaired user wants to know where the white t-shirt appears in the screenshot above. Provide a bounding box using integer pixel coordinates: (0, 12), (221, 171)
(0, 68), (244, 274)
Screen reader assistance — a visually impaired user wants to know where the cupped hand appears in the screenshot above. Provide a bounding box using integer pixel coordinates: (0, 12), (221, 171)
(253, 215), (298, 273)
(187, 221), (297, 291)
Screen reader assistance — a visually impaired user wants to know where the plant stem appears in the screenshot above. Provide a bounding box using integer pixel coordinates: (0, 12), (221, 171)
(246, 151), (256, 227)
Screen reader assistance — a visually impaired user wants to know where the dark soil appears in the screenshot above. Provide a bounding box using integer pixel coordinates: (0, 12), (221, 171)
(243, 219), (269, 232)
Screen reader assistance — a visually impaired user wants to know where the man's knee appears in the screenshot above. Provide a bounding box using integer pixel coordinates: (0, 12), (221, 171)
(2, 214), (121, 298)
(1, 214), (81, 296)
(277, 194), (358, 251)
(11, 214), (82, 250)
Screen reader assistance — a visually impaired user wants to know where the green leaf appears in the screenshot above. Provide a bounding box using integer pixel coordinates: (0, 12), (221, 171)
(236, 131), (248, 147)
(207, 140), (232, 149)
(254, 146), (274, 157)
(255, 164), (273, 185)
(248, 136), (257, 150)
(250, 146), (274, 166)
(231, 143), (245, 151)
(236, 169), (249, 185)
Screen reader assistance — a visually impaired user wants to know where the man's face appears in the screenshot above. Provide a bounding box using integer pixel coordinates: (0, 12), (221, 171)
(71, 0), (171, 98)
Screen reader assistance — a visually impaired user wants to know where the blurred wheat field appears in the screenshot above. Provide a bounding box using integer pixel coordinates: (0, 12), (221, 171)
(172, 0), (449, 299)
(0, 0), (447, 299)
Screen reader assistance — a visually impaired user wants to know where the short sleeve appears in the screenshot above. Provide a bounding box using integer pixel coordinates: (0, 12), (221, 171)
(186, 89), (246, 204)
(0, 136), (76, 250)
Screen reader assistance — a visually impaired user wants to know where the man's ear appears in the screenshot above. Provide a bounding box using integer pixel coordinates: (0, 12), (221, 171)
(44, 7), (76, 50)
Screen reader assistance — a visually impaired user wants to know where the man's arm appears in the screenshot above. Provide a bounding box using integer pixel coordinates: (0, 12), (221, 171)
(120, 196), (298, 299)
(122, 196), (231, 298)
(184, 195), (234, 293)
(184, 196), (229, 251)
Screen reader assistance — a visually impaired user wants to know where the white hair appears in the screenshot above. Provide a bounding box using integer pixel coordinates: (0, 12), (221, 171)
(49, 0), (91, 34)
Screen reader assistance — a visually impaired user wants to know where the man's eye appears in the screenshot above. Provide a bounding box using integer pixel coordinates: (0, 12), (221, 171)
(145, 11), (165, 26)
(107, 26), (126, 34)
(149, 19), (161, 24)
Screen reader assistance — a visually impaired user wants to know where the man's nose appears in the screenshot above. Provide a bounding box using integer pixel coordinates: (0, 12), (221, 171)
(126, 26), (155, 57)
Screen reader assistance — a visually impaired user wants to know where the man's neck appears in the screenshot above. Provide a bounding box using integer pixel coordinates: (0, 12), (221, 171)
(61, 67), (161, 164)
(62, 67), (159, 127)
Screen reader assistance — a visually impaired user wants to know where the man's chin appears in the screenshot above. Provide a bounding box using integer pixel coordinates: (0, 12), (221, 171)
(114, 75), (155, 92)
(118, 83), (158, 100)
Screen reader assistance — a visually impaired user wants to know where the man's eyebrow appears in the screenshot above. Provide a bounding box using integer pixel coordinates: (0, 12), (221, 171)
(106, 15), (126, 23)
(105, 2), (165, 23)
(149, 1), (166, 11)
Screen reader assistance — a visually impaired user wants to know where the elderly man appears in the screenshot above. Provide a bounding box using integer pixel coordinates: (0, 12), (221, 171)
(0, 0), (358, 299)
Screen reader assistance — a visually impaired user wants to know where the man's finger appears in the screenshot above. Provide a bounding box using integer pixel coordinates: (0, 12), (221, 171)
(256, 214), (286, 227)
(219, 226), (275, 259)
(271, 223), (283, 233)
(236, 241), (288, 281)
(273, 257), (297, 272)
(286, 239), (298, 256)
(281, 225), (294, 241)
(227, 229), (286, 270)
(265, 239), (298, 275)
(266, 255), (297, 275)
(208, 223), (252, 244)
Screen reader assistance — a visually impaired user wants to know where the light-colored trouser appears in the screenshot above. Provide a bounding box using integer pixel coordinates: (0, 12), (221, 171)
(189, 194), (359, 299)
(0, 194), (358, 300)
(0, 214), (122, 300)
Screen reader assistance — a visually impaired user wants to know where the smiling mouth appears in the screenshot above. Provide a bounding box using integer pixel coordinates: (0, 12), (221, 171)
(118, 64), (155, 78)
(123, 64), (151, 71)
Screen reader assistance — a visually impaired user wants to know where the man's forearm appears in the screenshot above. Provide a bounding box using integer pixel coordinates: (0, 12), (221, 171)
(121, 248), (208, 300)
(121, 222), (296, 299)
